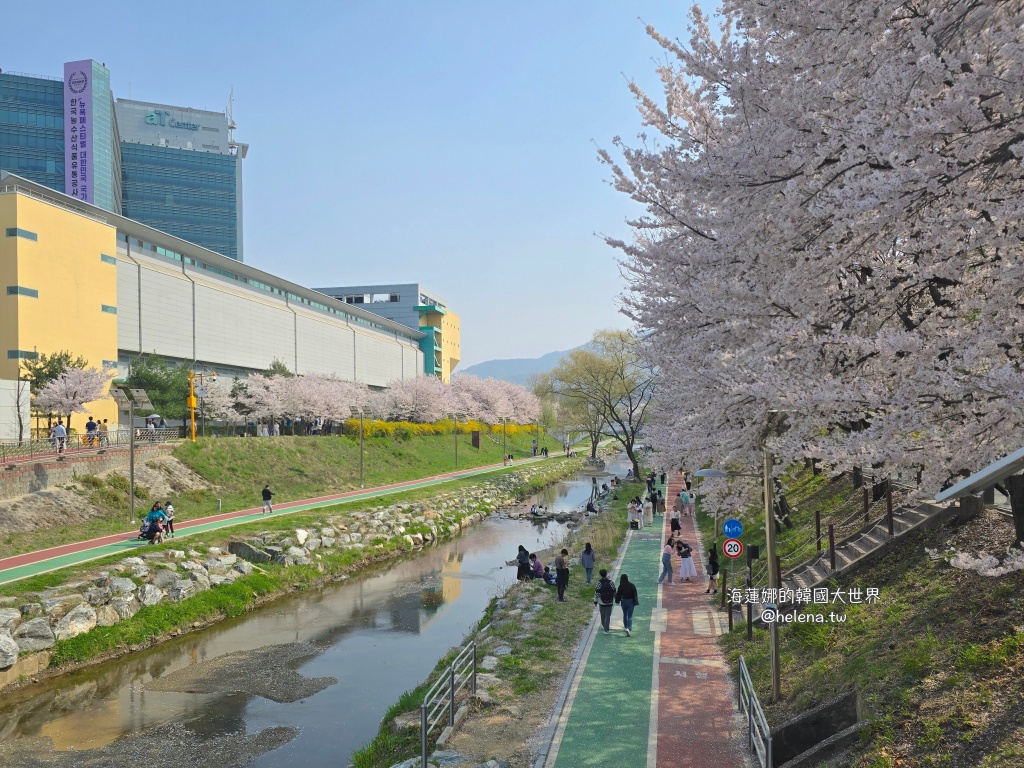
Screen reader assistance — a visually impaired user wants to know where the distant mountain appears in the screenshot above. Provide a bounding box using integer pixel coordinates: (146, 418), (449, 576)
(458, 349), (573, 386)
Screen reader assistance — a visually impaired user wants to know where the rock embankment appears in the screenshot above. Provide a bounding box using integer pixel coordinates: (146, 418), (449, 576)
(0, 460), (579, 683)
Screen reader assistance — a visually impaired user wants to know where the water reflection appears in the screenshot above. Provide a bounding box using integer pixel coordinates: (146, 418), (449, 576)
(0, 461), (629, 766)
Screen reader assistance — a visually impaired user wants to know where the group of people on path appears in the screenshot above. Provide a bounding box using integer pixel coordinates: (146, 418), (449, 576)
(139, 500), (176, 545)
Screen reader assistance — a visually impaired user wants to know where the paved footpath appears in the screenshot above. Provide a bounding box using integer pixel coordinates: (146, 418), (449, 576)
(540, 478), (749, 768)
(0, 455), (553, 586)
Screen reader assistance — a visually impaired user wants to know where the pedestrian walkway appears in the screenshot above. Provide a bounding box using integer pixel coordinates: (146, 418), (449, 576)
(0, 455), (553, 586)
(539, 476), (749, 768)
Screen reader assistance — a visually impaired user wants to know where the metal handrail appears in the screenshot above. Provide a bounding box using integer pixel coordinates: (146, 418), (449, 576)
(420, 641), (477, 768)
(0, 428), (179, 464)
(738, 656), (773, 768)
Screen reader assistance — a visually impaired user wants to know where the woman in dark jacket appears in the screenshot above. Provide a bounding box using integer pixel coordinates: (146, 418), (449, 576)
(705, 547), (720, 594)
(515, 545), (531, 581)
(615, 574), (640, 637)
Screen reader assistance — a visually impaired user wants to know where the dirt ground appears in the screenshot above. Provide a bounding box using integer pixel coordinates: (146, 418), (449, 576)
(0, 453), (213, 535)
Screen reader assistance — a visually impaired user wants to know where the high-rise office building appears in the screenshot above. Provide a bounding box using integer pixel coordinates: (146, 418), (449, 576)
(0, 61), (121, 213)
(0, 60), (245, 260)
(116, 99), (247, 261)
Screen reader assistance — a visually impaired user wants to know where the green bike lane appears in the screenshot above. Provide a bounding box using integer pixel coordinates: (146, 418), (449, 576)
(548, 530), (663, 768)
(0, 455), (556, 587)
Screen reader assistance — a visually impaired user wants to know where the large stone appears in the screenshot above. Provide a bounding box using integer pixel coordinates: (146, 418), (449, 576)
(0, 632), (20, 668)
(166, 550), (186, 560)
(479, 655), (499, 671)
(138, 584), (164, 607)
(19, 603), (42, 618)
(84, 587), (112, 606)
(152, 569), (181, 589)
(229, 540), (272, 564)
(108, 577), (137, 595)
(305, 537), (322, 551)
(279, 537), (297, 549)
(167, 580), (196, 602)
(95, 605), (120, 627)
(338, 533), (352, 544)
(429, 751), (472, 766)
(232, 561), (254, 576)
(293, 557), (312, 566)
(207, 546), (226, 556)
(0, 608), (21, 629)
(190, 571), (211, 592)
(271, 554), (295, 567)
(120, 557), (146, 568)
(40, 594), (85, 616)
(110, 595), (141, 621)
(319, 527), (336, 538)
(13, 618), (55, 652)
(180, 561), (207, 574)
(209, 574), (238, 587)
(216, 554), (238, 566)
(286, 546), (308, 559)
(53, 603), (97, 641)
(203, 559), (229, 574)
(264, 546), (284, 560)
(130, 565), (150, 579)
(321, 537), (336, 548)
(294, 529), (309, 546)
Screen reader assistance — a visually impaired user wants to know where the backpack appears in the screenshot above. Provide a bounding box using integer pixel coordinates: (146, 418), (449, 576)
(598, 579), (616, 603)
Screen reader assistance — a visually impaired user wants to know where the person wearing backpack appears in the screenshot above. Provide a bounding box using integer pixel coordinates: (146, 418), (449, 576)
(615, 574), (640, 637)
(594, 569), (617, 634)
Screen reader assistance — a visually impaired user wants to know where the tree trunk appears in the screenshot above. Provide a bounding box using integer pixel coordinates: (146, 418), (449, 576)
(1006, 475), (1024, 545)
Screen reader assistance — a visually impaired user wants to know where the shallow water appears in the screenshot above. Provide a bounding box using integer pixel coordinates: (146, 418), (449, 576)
(0, 461), (629, 766)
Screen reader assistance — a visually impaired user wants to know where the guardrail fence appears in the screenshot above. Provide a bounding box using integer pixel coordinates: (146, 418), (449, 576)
(0, 428), (179, 464)
(738, 655), (773, 768)
(420, 642), (477, 768)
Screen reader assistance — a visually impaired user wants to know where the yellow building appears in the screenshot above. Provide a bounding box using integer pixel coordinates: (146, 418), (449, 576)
(416, 304), (461, 383)
(0, 186), (120, 435)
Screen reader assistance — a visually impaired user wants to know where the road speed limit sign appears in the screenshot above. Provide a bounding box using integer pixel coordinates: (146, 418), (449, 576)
(723, 538), (744, 559)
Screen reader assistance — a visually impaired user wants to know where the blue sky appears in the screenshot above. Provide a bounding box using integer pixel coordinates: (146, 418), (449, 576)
(3, 1), (714, 367)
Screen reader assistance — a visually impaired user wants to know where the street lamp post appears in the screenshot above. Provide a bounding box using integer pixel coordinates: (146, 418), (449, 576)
(502, 417), (507, 460)
(453, 413), (459, 470)
(358, 408), (364, 487)
(110, 383), (153, 524)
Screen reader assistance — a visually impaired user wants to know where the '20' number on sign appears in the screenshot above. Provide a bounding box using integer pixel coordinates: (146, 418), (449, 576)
(723, 538), (744, 559)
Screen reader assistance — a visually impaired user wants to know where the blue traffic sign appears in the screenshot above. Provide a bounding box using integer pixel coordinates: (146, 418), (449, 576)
(722, 518), (744, 538)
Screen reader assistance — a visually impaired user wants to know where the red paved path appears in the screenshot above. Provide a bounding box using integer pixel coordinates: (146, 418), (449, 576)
(0, 457), (533, 575)
(655, 475), (749, 767)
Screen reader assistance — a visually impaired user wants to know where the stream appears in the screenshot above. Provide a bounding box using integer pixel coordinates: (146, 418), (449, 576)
(0, 457), (630, 767)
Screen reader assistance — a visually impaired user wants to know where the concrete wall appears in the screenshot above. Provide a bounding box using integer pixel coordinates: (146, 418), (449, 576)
(115, 247), (421, 386)
(0, 443), (171, 500)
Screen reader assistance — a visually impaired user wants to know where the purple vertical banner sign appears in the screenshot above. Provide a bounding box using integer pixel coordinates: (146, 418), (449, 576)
(63, 60), (93, 204)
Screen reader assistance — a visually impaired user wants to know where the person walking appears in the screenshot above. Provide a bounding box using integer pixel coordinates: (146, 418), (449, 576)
(679, 488), (692, 517)
(555, 548), (570, 602)
(85, 416), (98, 447)
(686, 489), (696, 517)
(705, 547), (720, 594)
(658, 540), (675, 585)
(657, 489), (666, 517)
(99, 418), (109, 446)
(581, 542), (595, 584)
(671, 495), (683, 535)
(164, 500), (176, 538)
(642, 497), (654, 528)
(594, 569), (616, 634)
(52, 420), (67, 454)
(615, 574), (639, 637)
(261, 484), (274, 514)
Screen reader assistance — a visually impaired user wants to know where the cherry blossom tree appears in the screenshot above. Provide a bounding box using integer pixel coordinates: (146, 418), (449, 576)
(374, 375), (450, 423)
(201, 379), (241, 432)
(607, 0), (1024, 505)
(34, 367), (111, 431)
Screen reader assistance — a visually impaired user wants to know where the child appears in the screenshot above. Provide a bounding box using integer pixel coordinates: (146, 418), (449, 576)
(164, 500), (176, 538)
(543, 567), (557, 585)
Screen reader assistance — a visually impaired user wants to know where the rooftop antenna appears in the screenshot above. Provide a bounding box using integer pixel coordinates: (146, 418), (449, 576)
(227, 88), (238, 153)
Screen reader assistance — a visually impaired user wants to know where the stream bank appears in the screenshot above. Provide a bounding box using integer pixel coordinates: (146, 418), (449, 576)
(0, 459), (582, 692)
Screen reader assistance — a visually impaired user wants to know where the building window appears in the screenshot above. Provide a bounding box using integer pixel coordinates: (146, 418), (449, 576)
(6, 286), (39, 298)
(100, 254), (117, 265)
(102, 359), (119, 369)
(389, 293), (401, 303)
(101, 305), (118, 315)
(5, 227), (38, 241)
(7, 350), (38, 360)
